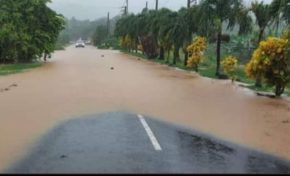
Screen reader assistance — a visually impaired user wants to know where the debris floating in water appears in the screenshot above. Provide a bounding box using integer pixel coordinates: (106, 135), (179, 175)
(0, 83), (18, 93)
(282, 120), (289, 124)
(60, 155), (67, 159)
(9, 83), (18, 87)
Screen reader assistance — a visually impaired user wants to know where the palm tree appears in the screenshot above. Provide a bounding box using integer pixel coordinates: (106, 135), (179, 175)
(150, 9), (188, 65)
(115, 16), (130, 39)
(166, 12), (188, 65)
(251, 1), (272, 87)
(199, 0), (247, 77)
(179, 6), (199, 67)
(284, 1), (290, 24)
(137, 10), (159, 59)
(270, 0), (284, 35)
(270, 0), (290, 36)
(148, 8), (172, 60)
(237, 6), (253, 36)
(116, 14), (145, 52)
(251, 1), (271, 44)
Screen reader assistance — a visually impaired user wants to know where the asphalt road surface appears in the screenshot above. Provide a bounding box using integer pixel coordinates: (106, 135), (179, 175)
(7, 112), (290, 174)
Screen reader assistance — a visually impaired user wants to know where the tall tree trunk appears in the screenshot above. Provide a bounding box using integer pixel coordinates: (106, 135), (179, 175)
(255, 77), (262, 87)
(0, 49), (2, 64)
(275, 20), (280, 37)
(173, 46), (179, 65)
(258, 28), (265, 45)
(216, 29), (222, 77)
(184, 38), (191, 67)
(44, 53), (47, 62)
(195, 64), (198, 72)
(153, 34), (159, 59)
(184, 50), (188, 67)
(255, 28), (265, 87)
(166, 49), (170, 63)
(159, 46), (164, 60)
(275, 83), (285, 97)
(135, 40), (138, 53)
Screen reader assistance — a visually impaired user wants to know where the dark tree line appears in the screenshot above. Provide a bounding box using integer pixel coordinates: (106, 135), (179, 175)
(0, 0), (65, 63)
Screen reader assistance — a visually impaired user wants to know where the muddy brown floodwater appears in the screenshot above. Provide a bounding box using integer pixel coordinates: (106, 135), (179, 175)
(0, 46), (290, 172)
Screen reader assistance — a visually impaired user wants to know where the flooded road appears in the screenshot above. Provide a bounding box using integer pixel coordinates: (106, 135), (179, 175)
(0, 46), (290, 172)
(7, 112), (290, 174)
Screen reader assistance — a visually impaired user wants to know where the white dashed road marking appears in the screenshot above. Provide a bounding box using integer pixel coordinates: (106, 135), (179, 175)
(138, 114), (162, 151)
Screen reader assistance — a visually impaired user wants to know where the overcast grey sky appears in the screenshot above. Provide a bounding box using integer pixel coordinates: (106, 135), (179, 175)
(48, 0), (272, 21)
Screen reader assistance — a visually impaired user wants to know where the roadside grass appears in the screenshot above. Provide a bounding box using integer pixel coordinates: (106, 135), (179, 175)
(0, 63), (42, 76)
(121, 44), (290, 97)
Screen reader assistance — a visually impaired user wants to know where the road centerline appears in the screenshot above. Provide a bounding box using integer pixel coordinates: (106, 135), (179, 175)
(138, 114), (162, 151)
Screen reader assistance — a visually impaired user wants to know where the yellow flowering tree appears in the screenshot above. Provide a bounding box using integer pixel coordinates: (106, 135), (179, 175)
(186, 36), (207, 72)
(119, 36), (126, 49)
(137, 45), (144, 52)
(282, 28), (290, 62)
(119, 35), (134, 51)
(245, 36), (289, 97)
(221, 56), (238, 82)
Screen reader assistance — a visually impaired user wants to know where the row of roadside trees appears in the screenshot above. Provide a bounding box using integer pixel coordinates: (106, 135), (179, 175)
(115, 0), (289, 76)
(114, 0), (289, 96)
(0, 0), (65, 64)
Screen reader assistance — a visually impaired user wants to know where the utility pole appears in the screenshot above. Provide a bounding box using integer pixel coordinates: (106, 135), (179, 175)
(107, 12), (110, 37)
(187, 0), (197, 8)
(155, 0), (158, 11)
(121, 0), (128, 16)
(146, 1), (148, 10)
(126, 0), (128, 15)
(124, 6), (127, 15)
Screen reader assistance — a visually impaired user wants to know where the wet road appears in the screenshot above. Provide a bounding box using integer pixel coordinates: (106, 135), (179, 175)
(1, 46), (290, 172)
(7, 112), (290, 174)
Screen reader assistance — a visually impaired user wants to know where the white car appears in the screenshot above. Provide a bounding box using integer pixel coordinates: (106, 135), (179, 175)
(75, 42), (85, 48)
